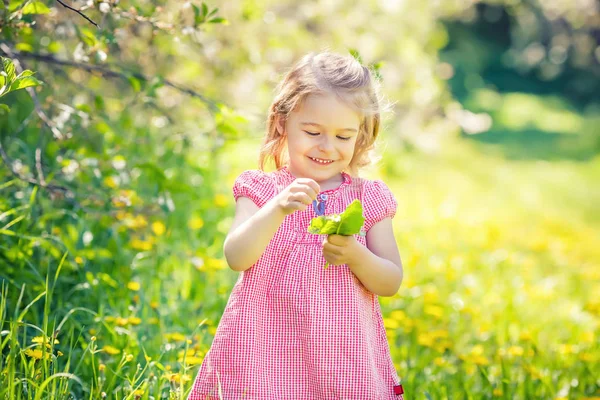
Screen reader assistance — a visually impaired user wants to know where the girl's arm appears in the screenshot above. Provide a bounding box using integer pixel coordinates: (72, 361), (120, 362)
(224, 177), (320, 272)
(346, 217), (403, 296)
(223, 196), (287, 272)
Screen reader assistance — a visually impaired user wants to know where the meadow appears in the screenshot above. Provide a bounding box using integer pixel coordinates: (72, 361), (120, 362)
(2, 134), (599, 399)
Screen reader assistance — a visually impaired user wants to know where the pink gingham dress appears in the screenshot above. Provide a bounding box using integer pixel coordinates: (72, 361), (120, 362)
(188, 166), (404, 400)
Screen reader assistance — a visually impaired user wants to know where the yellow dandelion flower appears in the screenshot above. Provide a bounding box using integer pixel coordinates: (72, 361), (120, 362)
(417, 333), (434, 347)
(75, 256), (84, 264)
(130, 238), (153, 251)
(127, 281), (141, 291)
(32, 336), (59, 345)
(519, 330), (533, 341)
(424, 305), (444, 319)
(493, 388), (503, 397)
(126, 354), (134, 362)
(214, 194), (228, 207)
(148, 317), (159, 325)
(152, 221), (166, 236)
(57, 351), (64, 357)
(89, 328), (97, 335)
(433, 357), (446, 367)
(145, 355), (152, 362)
(103, 345), (120, 355)
(150, 301), (159, 309)
(188, 217), (204, 230)
(128, 316), (142, 325)
(165, 332), (186, 342)
(508, 346), (524, 357)
(579, 332), (594, 343)
(133, 389), (144, 396)
(103, 176), (118, 188)
(470, 344), (485, 356)
(116, 317), (129, 326)
(91, 336), (96, 342)
(183, 356), (203, 365)
(165, 372), (191, 384)
(383, 318), (400, 329)
(24, 348), (46, 360)
(389, 310), (406, 321)
(99, 363), (106, 371)
(472, 355), (490, 365)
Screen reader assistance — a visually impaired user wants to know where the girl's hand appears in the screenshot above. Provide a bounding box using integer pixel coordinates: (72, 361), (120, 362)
(276, 178), (320, 216)
(322, 234), (360, 266)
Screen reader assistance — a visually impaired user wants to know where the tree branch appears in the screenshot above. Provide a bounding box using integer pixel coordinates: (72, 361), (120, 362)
(0, 47), (219, 111)
(55, 0), (99, 28)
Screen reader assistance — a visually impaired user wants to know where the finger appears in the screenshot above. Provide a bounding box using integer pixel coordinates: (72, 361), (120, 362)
(328, 234), (348, 246)
(289, 201), (308, 212)
(296, 178), (320, 196)
(291, 192), (313, 205)
(322, 242), (342, 255)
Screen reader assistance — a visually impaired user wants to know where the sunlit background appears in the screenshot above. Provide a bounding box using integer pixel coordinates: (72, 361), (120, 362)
(1, 0), (599, 398)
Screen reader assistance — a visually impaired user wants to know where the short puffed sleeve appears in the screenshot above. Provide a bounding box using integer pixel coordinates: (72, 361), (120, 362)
(232, 170), (275, 208)
(362, 179), (398, 232)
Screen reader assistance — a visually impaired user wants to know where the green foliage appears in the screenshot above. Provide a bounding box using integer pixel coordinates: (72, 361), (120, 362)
(0, 0), (598, 398)
(308, 199), (365, 268)
(0, 56), (43, 107)
(308, 199), (365, 236)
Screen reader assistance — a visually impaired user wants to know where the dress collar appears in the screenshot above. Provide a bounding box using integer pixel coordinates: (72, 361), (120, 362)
(278, 165), (352, 193)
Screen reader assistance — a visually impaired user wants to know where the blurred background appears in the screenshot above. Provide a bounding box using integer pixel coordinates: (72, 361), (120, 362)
(1, 0), (599, 398)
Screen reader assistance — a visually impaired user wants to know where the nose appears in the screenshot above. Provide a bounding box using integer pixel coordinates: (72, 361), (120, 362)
(317, 135), (334, 153)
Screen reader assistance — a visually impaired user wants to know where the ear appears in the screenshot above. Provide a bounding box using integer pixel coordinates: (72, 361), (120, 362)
(275, 114), (286, 136)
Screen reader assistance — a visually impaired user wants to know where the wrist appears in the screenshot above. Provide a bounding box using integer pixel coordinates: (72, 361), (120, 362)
(346, 236), (366, 266)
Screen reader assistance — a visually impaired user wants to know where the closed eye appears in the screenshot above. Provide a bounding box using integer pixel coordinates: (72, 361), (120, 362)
(304, 131), (352, 141)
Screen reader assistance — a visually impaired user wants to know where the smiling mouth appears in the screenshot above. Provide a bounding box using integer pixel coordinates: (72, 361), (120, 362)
(308, 156), (335, 165)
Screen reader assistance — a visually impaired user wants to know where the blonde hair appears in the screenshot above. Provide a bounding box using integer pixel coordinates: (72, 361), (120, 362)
(259, 51), (383, 176)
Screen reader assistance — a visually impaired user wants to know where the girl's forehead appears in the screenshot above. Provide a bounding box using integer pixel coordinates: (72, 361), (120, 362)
(292, 93), (361, 128)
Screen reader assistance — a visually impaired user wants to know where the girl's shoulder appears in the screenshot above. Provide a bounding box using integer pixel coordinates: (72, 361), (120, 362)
(354, 176), (398, 231)
(232, 169), (278, 208)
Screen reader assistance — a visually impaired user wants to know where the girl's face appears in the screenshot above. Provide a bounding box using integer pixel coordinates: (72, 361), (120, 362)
(278, 92), (361, 188)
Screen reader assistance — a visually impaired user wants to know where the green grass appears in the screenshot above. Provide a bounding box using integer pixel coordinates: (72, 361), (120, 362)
(1, 136), (599, 399)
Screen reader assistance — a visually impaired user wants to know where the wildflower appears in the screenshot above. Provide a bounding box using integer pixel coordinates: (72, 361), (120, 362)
(32, 336), (59, 345)
(103, 345), (120, 355)
(24, 349), (47, 360)
(127, 281), (141, 291)
(152, 221), (166, 236)
(188, 217), (204, 230)
(214, 194), (228, 207)
(165, 332), (186, 342)
(126, 354), (134, 362)
(508, 346), (524, 357)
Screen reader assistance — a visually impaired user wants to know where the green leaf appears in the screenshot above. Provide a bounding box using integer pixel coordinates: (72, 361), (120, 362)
(15, 42), (34, 52)
(0, 104), (10, 114)
(128, 75), (142, 92)
(336, 200), (365, 235)
(208, 7), (218, 17)
(192, 4), (204, 25)
(9, 75), (42, 91)
(307, 199), (365, 236)
(2, 57), (16, 82)
(201, 2), (208, 17)
(22, 1), (51, 14)
(209, 17), (228, 24)
(16, 69), (34, 79)
(349, 49), (363, 64)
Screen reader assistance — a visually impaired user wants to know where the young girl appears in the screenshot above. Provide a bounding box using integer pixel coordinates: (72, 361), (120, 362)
(188, 51), (405, 400)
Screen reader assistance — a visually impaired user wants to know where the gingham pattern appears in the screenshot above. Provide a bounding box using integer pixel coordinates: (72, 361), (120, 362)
(188, 166), (403, 400)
